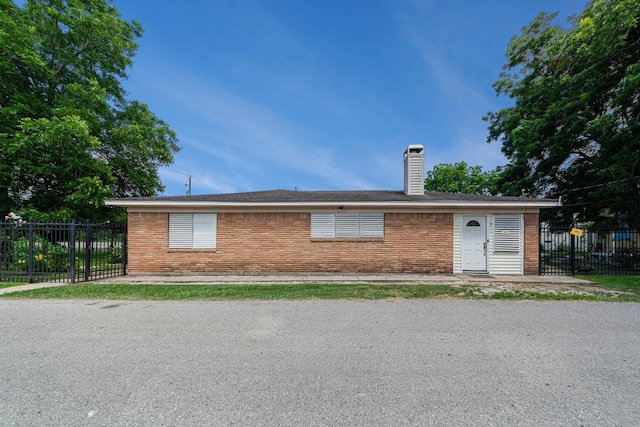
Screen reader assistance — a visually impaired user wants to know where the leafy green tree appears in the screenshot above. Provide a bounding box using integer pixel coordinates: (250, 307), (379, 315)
(0, 0), (179, 221)
(485, 0), (640, 225)
(424, 162), (499, 195)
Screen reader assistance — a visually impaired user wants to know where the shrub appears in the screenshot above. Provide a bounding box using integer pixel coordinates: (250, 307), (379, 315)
(11, 236), (70, 272)
(614, 247), (640, 268)
(107, 247), (123, 263)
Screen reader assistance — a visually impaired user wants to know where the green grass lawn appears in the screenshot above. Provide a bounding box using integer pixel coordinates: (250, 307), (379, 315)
(1, 280), (639, 302)
(580, 275), (640, 294)
(0, 283), (464, 300)
(0, 282), (25, 290)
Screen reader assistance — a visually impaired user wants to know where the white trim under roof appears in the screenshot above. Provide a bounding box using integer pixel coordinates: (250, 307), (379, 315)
(106, 199), (559, 211)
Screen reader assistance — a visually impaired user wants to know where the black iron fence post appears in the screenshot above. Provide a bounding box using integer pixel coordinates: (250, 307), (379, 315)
(84, 221), (92, 282)
(69, 220), (76, 283)
(570, 231), (576, 276)
(27, 221), (34, 283)
(538, 222), (542, 276)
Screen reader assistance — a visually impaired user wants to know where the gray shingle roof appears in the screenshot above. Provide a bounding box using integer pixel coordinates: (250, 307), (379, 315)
(117, 189), (551, 204)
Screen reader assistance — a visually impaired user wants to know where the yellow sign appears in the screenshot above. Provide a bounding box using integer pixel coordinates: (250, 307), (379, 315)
(570, 228), (584, 237)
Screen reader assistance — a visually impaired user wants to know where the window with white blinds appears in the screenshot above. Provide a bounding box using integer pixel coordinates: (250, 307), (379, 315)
(493, 215), (521, 252)
(311, 213), (384, 238)
(169, 213), (217, 249)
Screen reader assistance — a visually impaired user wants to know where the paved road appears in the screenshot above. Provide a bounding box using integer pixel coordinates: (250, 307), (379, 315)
(1, 300), (638, 426)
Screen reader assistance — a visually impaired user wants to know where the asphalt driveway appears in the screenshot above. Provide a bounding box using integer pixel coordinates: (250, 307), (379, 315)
(1, 299), (638, 426)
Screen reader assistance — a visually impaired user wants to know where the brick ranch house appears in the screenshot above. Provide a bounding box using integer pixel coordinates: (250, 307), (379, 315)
(106, 145), (557, 275)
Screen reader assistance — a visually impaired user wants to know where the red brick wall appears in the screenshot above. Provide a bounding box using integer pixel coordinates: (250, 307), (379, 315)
(523, 213), (540, 275)
(127, 212), (454, 274)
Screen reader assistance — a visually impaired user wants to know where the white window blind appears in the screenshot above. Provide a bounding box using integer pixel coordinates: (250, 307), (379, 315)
(193, 214), (217, 248)
(169, 213), (217, 249)
(493, 215), (521, 252)
(335, 213), (360, 238)
(359, 213), (385, 237)
(169, 214), (193, 249)
(311, 213), (384, 238)
(310, 213), (335, 238)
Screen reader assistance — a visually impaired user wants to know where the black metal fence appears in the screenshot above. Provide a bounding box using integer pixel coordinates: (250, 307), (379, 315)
(0, 220), (127, 283)
(540, 226), (640, 276)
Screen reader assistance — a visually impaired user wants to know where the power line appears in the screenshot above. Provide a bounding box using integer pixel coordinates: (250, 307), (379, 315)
(159, 167), (220, 193)
(557, 198), (622, 208)
(560, 176), (638, 193)
(159, 167), (191, 178)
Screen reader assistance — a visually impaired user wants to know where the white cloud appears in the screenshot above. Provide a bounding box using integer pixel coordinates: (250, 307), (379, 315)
(146, 71), (379, 192)
(396, 21), (493, 119)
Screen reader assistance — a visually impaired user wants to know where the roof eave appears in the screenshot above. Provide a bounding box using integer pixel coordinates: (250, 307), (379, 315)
(105, 199), (559, 209)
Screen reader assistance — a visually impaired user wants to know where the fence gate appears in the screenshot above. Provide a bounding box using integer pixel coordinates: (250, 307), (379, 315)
(540, 225), (640, 276)
(0, 220), (127, 283)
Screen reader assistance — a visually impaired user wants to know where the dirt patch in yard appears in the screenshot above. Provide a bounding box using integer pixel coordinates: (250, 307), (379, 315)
(466, 281), (633, 297)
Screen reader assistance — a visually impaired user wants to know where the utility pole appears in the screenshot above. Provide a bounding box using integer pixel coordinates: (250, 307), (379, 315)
(186, 175), (192, 196)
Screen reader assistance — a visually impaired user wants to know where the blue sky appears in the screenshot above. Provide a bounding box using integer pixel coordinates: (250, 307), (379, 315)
(115, 0), (588, 196)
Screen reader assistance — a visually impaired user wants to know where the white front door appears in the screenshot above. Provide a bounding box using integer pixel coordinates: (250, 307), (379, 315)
(462, 216), (487, 272)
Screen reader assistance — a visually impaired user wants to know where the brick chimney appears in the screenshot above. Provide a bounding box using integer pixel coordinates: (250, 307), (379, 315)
(404, 145), (424, 195)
